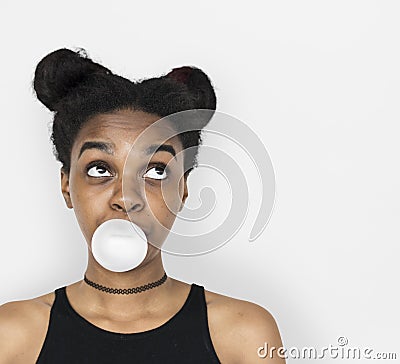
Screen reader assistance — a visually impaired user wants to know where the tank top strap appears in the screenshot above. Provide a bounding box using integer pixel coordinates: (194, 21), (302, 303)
(54, 286), (69, 312)
(45, 286), (72, 322)
(188, 283), (220, 358)
(35, 286), (69, 363)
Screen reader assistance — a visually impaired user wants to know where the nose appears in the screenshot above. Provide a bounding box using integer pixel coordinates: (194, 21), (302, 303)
(110, 179), (145, 214)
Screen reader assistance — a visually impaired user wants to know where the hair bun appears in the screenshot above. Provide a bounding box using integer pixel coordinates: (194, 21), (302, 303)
(33, 47), (112, 111)
(166, 66), (217, 111)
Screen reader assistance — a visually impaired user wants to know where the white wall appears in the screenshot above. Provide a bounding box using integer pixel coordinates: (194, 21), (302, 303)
(1, 1), (399, 362)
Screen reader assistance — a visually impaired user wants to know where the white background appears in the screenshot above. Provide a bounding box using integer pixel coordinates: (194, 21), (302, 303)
(1, 1), (399, 362)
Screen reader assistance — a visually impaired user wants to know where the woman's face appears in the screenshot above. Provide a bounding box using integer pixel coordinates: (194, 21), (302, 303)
(61, 109), (188, 261)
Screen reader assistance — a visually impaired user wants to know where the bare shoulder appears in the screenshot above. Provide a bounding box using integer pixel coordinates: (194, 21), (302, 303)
(204, 288), (286, 364)
(0, 292), (55, 364)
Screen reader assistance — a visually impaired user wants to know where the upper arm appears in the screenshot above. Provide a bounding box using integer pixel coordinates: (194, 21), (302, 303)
(230, 302), (286, 364)
(0, 300), (46, 364)
(0, 302), (25, 364)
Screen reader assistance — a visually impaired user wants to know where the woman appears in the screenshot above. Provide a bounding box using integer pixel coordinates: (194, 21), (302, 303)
(0, 48), (285, 363)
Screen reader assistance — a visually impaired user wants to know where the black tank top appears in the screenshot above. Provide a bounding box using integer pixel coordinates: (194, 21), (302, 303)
(36, 283), (221, 363)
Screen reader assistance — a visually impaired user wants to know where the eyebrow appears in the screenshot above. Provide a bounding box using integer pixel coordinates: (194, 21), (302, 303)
(78, 141), (114, 159)
(145, 144), (176, 160)
(78, 141), (177, 160)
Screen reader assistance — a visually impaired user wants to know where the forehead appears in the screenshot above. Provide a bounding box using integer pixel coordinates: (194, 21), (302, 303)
(72, 109), (182, 155)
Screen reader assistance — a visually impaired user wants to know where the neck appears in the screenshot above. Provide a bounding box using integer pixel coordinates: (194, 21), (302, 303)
(75, 251), (173, 319)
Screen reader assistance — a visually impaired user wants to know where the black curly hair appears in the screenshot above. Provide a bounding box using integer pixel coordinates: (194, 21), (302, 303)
(32, 48), (217, 176)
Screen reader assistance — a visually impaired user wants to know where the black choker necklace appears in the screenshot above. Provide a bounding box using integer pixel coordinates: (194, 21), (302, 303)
(83, 272), (168, 295)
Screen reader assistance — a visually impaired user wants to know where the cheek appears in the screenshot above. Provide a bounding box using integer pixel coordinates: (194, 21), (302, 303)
(146, 183), (181, 228)
(69, 179), (110, 243)
(71, 194), (95, 243)
(146, 200), (177, 248)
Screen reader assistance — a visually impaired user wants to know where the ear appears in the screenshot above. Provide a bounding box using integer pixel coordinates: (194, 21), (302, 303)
(61, 168), (73, 209)
(178, 175), (188, 213)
